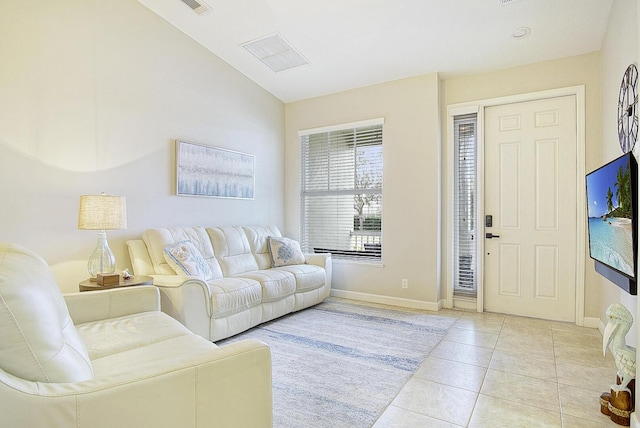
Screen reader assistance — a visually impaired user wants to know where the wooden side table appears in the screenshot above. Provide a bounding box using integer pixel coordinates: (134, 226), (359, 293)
(79, 275), (153, 292)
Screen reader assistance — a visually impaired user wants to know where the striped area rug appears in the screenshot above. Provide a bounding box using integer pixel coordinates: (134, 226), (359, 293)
(220, 298), (457, 427)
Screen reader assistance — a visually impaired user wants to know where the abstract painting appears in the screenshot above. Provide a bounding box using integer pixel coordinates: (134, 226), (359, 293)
(176, 140), (255, 199)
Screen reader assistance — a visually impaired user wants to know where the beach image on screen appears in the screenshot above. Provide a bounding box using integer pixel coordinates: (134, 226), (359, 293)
(586, 155), (634, 277)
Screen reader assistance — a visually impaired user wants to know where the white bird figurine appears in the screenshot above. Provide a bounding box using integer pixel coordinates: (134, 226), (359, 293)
(603, 303), (636, 393)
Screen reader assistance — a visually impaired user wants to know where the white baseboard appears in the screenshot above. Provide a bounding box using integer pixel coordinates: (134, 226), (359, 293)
(583, 316), (601, 330)
(330, 289), (441, 312)
(632, 411), (639, 428)
(329, 291), (606, 327)
(453, 296), (477, 311)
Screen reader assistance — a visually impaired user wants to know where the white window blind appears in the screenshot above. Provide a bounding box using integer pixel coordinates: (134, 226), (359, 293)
(453, 113), (477, 294)
(300, 120), (383, 261)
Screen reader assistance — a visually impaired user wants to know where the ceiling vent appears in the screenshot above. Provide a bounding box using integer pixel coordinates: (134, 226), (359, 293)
(241, 33), (310, 73)
(180, 0), (209, 15)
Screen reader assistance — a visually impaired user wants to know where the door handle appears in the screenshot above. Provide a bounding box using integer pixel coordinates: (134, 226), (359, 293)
(485, 233), (501, 239)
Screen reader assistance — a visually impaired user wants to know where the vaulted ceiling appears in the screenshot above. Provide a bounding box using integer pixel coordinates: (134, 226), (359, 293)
(138, 0), (613, 103)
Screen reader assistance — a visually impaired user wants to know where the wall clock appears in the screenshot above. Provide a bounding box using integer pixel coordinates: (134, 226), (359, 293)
(618, 63), (639, 153)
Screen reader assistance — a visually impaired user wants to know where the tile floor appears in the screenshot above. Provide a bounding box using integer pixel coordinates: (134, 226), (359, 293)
(372, 309), (623, 427)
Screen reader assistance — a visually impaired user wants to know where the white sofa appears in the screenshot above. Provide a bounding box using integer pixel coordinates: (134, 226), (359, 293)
(126, 225), (332, 342)
(0, 243), (272, 428)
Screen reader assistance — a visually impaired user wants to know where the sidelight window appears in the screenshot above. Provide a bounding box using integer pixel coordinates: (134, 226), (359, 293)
(453, 113), (478, 295)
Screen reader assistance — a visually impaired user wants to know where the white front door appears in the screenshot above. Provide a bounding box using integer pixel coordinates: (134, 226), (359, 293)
(484, 96), (577, 321)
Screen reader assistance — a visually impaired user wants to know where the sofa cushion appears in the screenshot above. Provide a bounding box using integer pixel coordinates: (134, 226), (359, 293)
(207, 226), (259, 276)
(268, 236), (305, 267)
(164, 240), (214, 280)
(208, 277), (263, 319)
(242, 226), (282, 269)
(143, 227), (223, 278)
(273, 264), (326, 293)
(89, 334), (219, 379)
(76, 311), (194, 360)
(233, 270), (296, 302)
(0, 243), (93, 382)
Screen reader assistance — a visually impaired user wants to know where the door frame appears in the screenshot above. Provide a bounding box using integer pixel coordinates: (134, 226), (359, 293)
(445, 85), (586, 325)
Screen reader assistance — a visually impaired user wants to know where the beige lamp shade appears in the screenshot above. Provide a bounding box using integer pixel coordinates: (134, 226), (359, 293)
(78, 194), (127, 230)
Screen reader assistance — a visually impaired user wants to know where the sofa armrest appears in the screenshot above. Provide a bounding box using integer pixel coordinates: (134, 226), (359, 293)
(152, 278), (214, 340)
(305, 253), (332, 292)
(150, 274), (200, 287)
(194, 338), (273, 427)
(305, 252), (331, 268)
(0, 338), (272, 428)
(64, 286), (161, 325)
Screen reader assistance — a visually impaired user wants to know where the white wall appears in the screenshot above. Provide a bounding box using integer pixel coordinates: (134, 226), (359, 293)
(285, 53), (603, 312)
(285, 74), (442, 308)
(0, 0), (285, 292)
(600, 0), (639, 345)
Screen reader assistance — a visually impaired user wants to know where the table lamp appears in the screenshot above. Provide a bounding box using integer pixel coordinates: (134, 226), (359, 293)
(78, 193), (127, 280)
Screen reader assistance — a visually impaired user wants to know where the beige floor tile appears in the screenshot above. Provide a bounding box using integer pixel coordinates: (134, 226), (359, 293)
(502, 315), (552, 330)
(372, 405), (463, 428)
(558, 383), (611, 422)
(480, 369), (560, 412)
(556, 361), (617, 392)
(468, 394), (562, 428)
(460, 311), (507, 322)
(494, 333), (555, 359)
(390, 378), (477, 426)
(551, 322), (601, 337)
(443, 326), (499, 349)
(499, 324), (554, 340)
(489, 349), (557, 382)
(377, 308), (616, 428)
(554, 342), (617, 369)
(552, 330), (603, 348)
(414, 356), (487, 392)
(562, 413), (618, 428)
(430, 340), (494, 367)
(437, 309), (465, 319)
(453, 317), (504, 335)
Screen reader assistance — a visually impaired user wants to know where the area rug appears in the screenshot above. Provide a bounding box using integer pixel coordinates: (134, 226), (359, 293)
(219, 298), (457, 427)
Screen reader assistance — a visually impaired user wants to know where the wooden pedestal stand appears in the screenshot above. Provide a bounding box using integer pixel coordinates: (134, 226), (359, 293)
(600, 376), (635, 426)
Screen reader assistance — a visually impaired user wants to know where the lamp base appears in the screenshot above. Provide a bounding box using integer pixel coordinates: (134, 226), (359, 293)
(87, 230), (116, 278)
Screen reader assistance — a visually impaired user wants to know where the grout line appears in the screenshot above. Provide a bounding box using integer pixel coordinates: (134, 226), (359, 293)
(551, 325), (565, 427)
(464, 315), (505, 427)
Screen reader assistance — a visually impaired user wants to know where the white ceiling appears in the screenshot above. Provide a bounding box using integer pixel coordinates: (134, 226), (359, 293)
(138, 0), (613, 103)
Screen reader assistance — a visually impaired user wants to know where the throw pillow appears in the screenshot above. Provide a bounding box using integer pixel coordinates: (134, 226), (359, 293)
(268, 236), (306, 267)
(163, 240), (214, 281)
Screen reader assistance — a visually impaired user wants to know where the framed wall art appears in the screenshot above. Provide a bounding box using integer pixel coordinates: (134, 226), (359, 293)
(176, 140), (255, 199)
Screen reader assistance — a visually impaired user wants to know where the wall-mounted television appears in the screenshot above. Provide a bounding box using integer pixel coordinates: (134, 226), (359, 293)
(586, 152), (638, 289)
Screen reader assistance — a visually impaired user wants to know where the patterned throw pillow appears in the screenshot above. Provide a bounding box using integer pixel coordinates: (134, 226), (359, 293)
(163, 240), (214, 281)
(268, 236), (306, 267)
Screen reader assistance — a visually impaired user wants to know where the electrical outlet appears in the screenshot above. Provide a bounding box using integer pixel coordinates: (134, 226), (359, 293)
(401, 279), (408, 288)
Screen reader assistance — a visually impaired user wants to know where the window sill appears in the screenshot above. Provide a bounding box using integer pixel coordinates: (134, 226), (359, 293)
(332, 258), (385, 267)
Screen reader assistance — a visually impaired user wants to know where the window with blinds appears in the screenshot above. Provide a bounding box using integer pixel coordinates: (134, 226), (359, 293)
(300, 119), (383, 261)
(453, 114), (478, 295)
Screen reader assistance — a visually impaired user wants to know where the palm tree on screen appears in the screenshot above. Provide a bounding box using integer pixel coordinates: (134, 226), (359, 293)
(607, 187), (614, 215)
(615, 162), (631, 217)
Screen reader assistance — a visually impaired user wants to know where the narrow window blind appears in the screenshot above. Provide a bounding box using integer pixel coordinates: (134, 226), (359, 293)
(453, 114), (477, 294)
(300, 121), (383, 261)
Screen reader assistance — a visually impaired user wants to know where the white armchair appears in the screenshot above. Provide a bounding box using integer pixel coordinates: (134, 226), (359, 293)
(0, 243), (272, 428)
